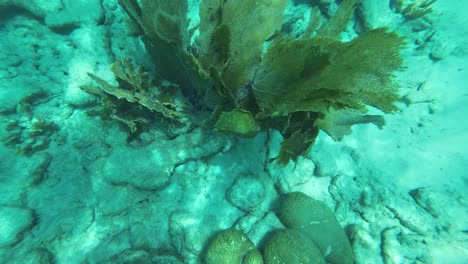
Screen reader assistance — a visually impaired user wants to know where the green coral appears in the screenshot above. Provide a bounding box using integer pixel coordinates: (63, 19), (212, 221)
(242, 249), (263, 264)
(198, 0), (289, 98)
(205, 192), (354, 263)
(80, 59), (186, 137)
(278, 192), (354, 264)
(263, 229), (325, 264)
(317, 0), (358, 38)
(391, 0), (437, 20)
(254, 29), (403, 116)
(276, 126), (318, 166)
(112, 0), (405, 165)
(213, 109), (260, 138)
(205, 229), (263, 264)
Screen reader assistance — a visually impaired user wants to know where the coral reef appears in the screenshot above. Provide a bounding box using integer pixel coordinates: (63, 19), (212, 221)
(205, 192), (353, 263)
(80, 59), (187, 137)
(263, 229), (325, 264)
(205, 229), (262, 264)
(109, 0), (405, 165)
(278, 192), (354, 264)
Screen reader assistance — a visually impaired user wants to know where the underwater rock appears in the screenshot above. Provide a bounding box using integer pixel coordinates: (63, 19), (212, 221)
(102, 128), (227, 191)
(64, 26), (110, 107)
(0, 50), (20, 79)
(44, 0), (103, 28)
(102, 147), (173, 191)
(226, 174), (265, 212)
(0, 0), (63, 17)
(10, 249), (54, 264)
(410, 187), (468, 232)
(381, 226), (432, 264)
(430, 36), (455, 61)
(110, 249), (183, 264)
(309, 140), (361, 180)
(276, 156), (317, 193)
(357, 0), (398, 30)
(0, 153), (33, 205)
(239, 212), (285, 247)
(28, 152), (53, 185)
(387, 205), (433, 236)
(0, 206), (34, 247)
(170, 211), (222, 263)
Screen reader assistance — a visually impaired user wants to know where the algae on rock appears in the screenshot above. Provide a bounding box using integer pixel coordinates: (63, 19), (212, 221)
(1, 91), (59, 155)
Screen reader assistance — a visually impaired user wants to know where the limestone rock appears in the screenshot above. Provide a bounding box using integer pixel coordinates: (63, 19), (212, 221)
(227, 174), (265, 212)
(0, 206), (33, 247)
(102, 128), (227, 190)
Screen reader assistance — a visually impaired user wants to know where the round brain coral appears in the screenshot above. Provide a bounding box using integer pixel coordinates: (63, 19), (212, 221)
(205, 228), (263, 264)
(278, 192), (354, 264)
(263, 228), (325, 264)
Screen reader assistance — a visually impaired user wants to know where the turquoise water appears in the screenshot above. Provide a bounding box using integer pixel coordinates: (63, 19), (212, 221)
(0, 0), (467, 263)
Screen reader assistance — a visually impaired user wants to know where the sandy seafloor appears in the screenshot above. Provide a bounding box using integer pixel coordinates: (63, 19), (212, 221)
(0, 0), (467, 263)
